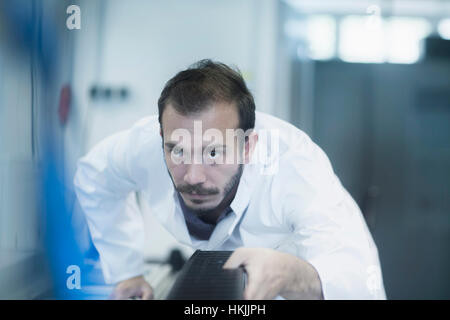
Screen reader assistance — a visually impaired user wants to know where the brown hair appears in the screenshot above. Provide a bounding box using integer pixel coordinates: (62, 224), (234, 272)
(158, 59), (255, 131)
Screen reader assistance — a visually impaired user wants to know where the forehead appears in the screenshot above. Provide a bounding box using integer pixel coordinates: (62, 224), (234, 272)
(161, 102), (239, 138)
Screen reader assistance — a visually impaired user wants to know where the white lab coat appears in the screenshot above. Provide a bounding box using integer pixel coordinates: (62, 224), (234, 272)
(74, 111), (386, 299)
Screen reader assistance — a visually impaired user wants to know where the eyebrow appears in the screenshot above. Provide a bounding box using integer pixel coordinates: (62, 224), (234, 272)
(164, 142), (177, 149)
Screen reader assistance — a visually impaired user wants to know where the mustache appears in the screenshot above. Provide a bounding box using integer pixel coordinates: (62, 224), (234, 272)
(176, 184), (220, 195)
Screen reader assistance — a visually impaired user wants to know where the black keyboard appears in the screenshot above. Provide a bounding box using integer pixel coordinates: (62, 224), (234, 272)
(166, 250), (246, 300)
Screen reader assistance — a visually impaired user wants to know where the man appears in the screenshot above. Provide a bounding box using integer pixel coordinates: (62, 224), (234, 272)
(74, 59), (386, 300)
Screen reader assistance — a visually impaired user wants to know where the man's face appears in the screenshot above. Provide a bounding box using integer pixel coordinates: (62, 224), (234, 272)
(161, 102), (245, 215)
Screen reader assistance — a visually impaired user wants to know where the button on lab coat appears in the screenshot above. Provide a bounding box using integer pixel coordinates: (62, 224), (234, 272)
(74, 111), (386, 299)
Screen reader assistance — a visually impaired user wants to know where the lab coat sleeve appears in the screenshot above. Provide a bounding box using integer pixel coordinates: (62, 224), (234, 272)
(274, 138), (386, 300)
(73, 127), (147, 284)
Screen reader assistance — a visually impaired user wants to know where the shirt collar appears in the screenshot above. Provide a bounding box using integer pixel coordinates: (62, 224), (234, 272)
(229, 163), (256, 218)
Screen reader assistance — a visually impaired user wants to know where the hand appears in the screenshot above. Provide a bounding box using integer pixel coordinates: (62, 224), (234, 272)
(223, 248), (290, 300)
(223, 247), (322, 300)
(109, 275), (154, 300)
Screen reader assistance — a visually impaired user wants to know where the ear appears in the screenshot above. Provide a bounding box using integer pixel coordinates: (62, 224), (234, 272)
(244, 131), (258, 164)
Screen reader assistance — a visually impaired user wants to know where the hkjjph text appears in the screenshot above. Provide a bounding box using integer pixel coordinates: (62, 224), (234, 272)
(229, 304), (266, 316)
(184, 304), (266, 317)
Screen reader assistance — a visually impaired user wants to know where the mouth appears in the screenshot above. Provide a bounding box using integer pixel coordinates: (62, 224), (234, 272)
(182, 192), (214, 200)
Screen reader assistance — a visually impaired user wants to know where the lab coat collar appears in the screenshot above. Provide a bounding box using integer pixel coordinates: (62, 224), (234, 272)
(170, 188), (193, 247)
(205, 163), (256, 249)
(229, 163), (255, 220)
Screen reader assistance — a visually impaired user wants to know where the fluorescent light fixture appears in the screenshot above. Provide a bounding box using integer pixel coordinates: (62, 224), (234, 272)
(306, 15), (336, 60)
(339, 15), (385, 63)
(437, 18), (450, 40)
(385, 17), (431, 64)
(338, 15), (431, 64)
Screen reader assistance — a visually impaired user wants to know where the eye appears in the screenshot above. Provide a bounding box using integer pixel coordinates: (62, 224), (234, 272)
(171, 146), (183, 157)
(206, 147), (223, 162)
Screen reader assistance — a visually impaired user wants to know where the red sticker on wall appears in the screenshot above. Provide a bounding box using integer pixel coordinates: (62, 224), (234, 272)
(58, 85), (71, 125)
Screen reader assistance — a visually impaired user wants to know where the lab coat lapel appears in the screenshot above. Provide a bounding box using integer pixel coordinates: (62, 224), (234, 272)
(206, 164), (254, 250)
(206, 213), (237, 250)
(149, 187), (192, 247)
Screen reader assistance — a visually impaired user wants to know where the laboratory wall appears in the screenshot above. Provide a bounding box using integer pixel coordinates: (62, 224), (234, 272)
(0, 0), (76, 298)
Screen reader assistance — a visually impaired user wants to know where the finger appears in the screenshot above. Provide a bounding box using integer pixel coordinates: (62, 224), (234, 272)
(223, 248), (248, 269)
(242, 267), (260, 300)
(244, 280), (261, 300)
(109, 286), (125, 300)
(108, 290), (116, 300)
(141, 287), (154, 300)
(244, 279), (260, 300)
(114, 286), (140, 300)
(247, 284), (271, 300)
(253, 287), (271, 300)
(111, 290), (127, 300)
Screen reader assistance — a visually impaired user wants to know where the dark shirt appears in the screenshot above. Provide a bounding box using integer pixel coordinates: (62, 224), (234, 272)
(177, 193), (232, 240)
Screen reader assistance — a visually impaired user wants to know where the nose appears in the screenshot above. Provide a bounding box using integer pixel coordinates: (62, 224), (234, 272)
(183, 164), (207, 185)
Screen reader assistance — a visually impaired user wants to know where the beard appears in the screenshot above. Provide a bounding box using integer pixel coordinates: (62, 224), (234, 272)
(190, 164), (244, 216)
(172, 165), (244, 217)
